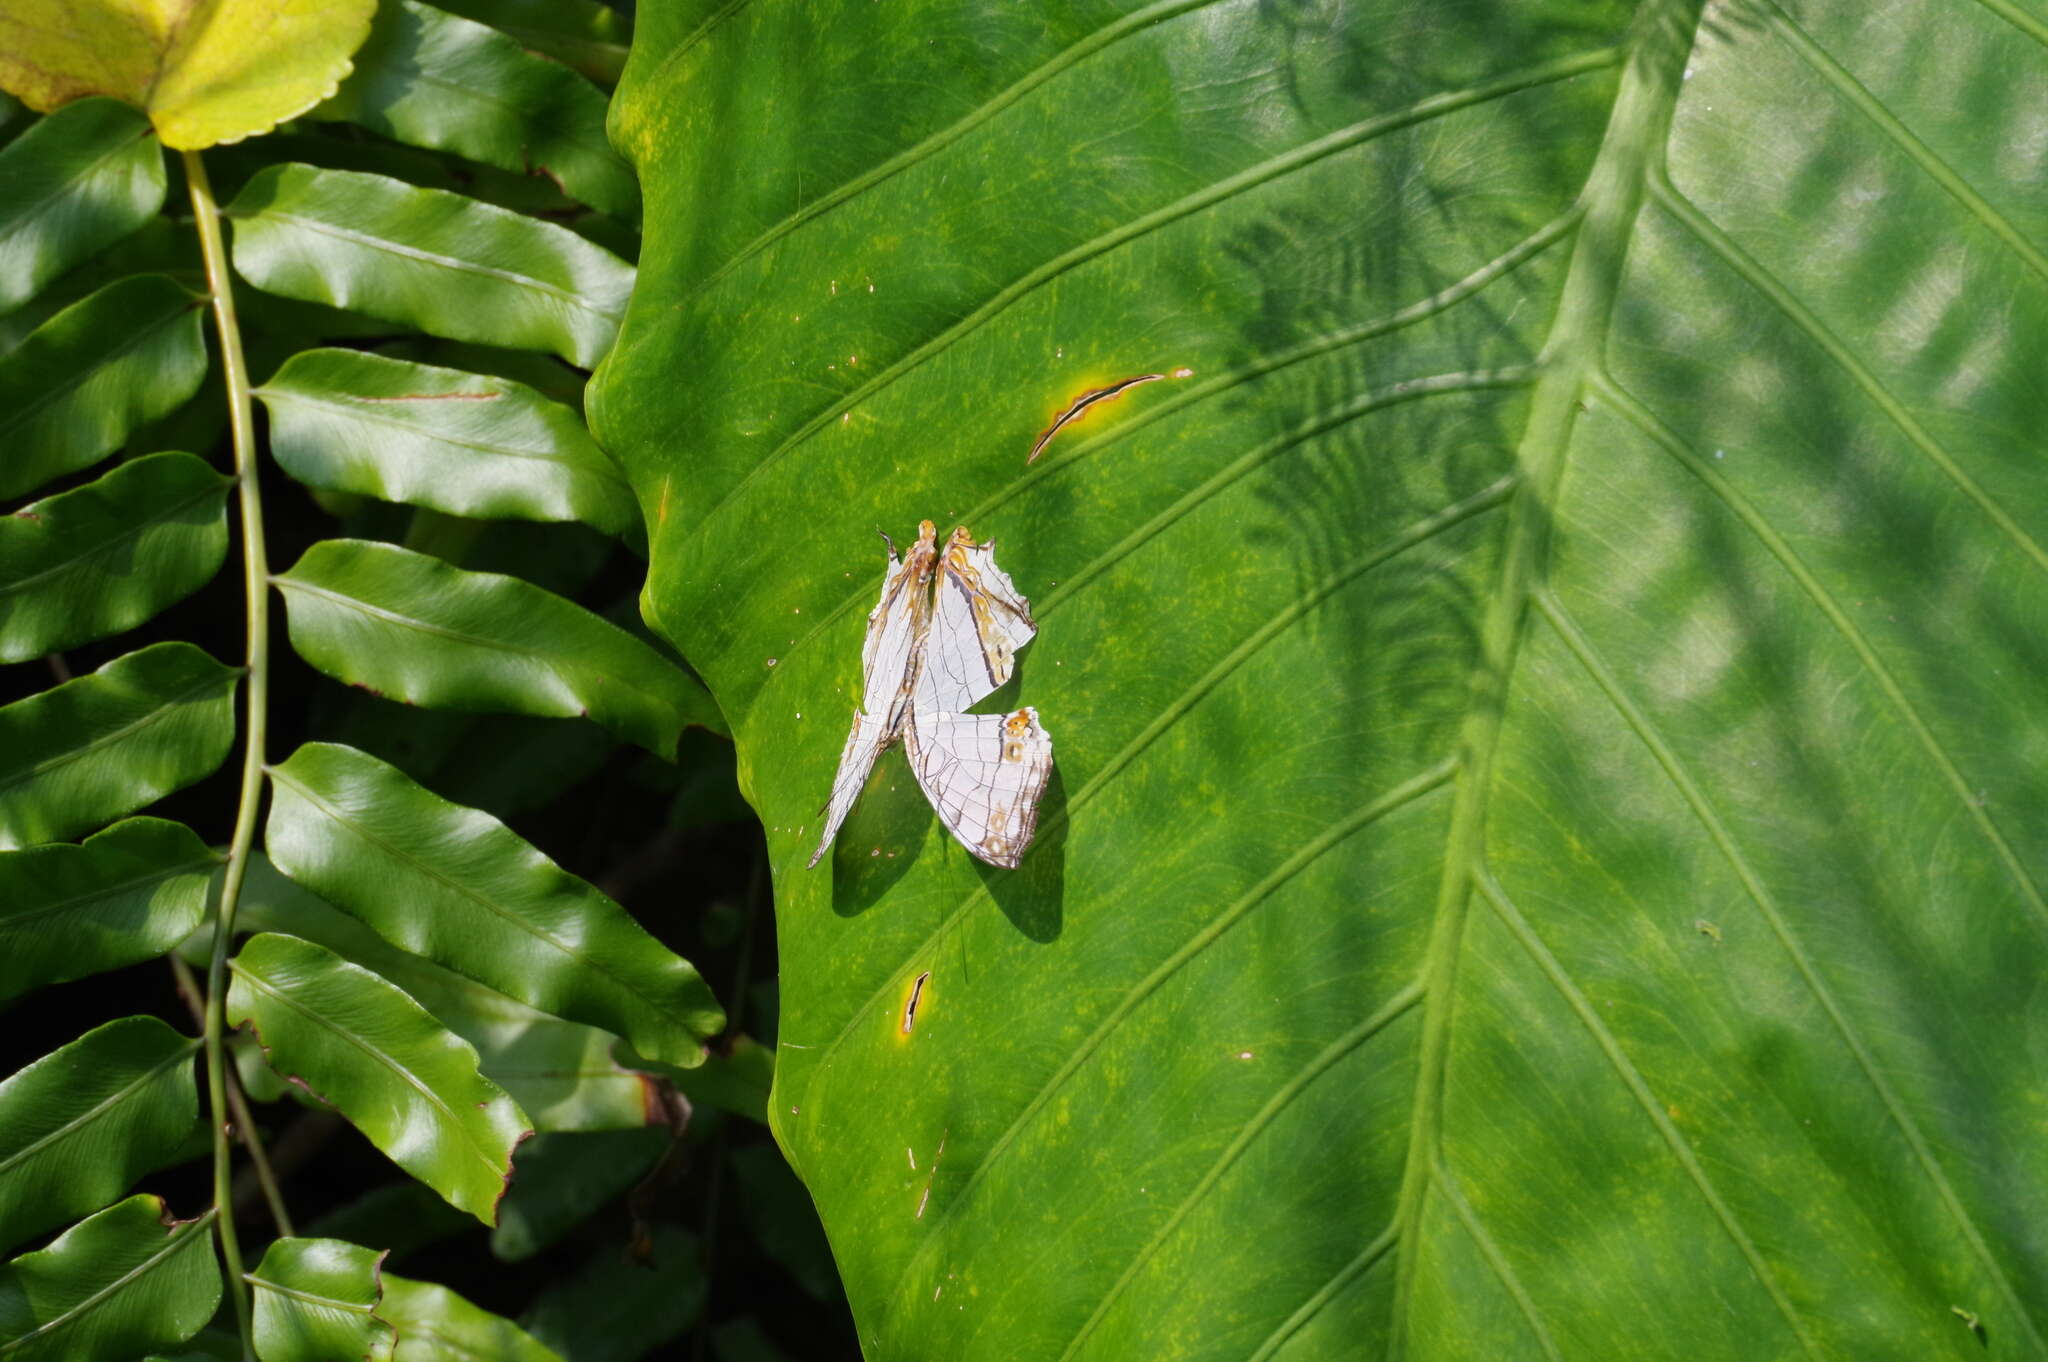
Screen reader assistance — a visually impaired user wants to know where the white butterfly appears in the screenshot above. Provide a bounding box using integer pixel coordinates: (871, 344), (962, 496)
(810, 521), (1054, 869)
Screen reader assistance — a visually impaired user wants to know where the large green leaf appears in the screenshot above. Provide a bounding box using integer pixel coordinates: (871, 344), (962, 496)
(0, 1195), (219, 1362)
(0, 643), (239, 850)
(0, 451), (233, 662)
(273, 540), (708, 755)
(0, 1017), (199, 1253)
(0, 0), (374, 149)
(593, 1), (2048, 1357)
(0, 817), (217, 999)
(225, 163), (633, 367)
(0, 97), (164, 313)
(316, 0), (637, 221)
(266, 742), (725, 1068)
(227, 931), (531, 1224)
(255, 348), (638, 537)
(0, 274), (206, 500)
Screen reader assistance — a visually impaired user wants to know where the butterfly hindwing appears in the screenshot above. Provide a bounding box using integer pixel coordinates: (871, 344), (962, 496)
(904, 706), (1054, 870)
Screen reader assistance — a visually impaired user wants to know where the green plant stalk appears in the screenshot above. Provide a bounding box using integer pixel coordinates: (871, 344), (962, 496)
(169, 954), (297, 1238)
(185, 147), (270, 1362)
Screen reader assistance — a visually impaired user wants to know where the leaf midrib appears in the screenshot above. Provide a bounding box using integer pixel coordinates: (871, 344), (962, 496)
(0, 1208), (213, 1357)
(0, 473), (227, 601)
(0, 123), (155, 256)
(0, 1038), (199, 1180)
(260, 387), (630, 489)
(361, 52), (625, 181)
(0, 294), (199, 442)
(230, 957), (511, 1180)
(271, 565), (677, 722)
(1385, 6), (1724, 1354)
(0, 850), (218, 934)
(250, 208), (618, 322)
(0, 659), (237, 801)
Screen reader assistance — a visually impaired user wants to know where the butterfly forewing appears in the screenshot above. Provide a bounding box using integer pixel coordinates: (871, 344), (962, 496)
(904, 707), (1054, 870)
(808, 523), (938, 867)
(916, 529), (1036, 714)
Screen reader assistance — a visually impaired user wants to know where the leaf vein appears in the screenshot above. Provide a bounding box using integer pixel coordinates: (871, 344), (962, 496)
(1762, 1), (2048, 284)
(685, 47), (1618, 543)
(1244, 1221), (1402, 1362)
(1474, 869), (1823, 1359)
(1592, 372), (2048, 931)
(1533, 586), (2048, 1356)
(1647, 171), (2048, 578)
(880, 758), (1458, 1325)
(753, 212), (1571, 689)
(1435, 1158), (1562, 1362)
(1049, 981), (1425, 1362)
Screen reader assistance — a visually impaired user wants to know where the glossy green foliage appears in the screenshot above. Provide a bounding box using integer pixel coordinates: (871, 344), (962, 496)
(595, 0), (2048, 1356)
(0, 1196), (219, 1361)
(246, 1237), (565, 1362)
(0, 643), (238, 850)
(429, 0), (630, 85)
(229, 852), (662, 1132)
(301, 1183), (472, 1263)
(0, 0), (374, 149)
(256, 348), (638, 537)
(226, 932), (531, 1224)
(248, 1238), (392, 1362)
(0, 97), (164, 313)
(0, 275), (207, 500)
(520, 1224), (702, 1362)
(381, 1273), (564, 1362)
(490, 1128), (669, 1262)
(317, 0), (637, 221)
(0, 452), (233, 662)
(0, 818), (216, 998)
(273, 540), (707, 755)
(0, 1017), (199, 1252)
(225, 163), (633, 367)
(266, 742), (725, 1067)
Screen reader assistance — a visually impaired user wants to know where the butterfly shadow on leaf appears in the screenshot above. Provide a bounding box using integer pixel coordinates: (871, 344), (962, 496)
(975, 758), (1066, 945)
(825, 752), (930, 918)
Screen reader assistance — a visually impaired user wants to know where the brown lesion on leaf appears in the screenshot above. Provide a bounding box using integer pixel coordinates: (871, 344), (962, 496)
(1027, 372), (1167, 463)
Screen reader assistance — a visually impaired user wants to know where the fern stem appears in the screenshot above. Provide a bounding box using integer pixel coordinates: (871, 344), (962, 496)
(184, 147), (270, 1362)
(169, 955), (297, 1238)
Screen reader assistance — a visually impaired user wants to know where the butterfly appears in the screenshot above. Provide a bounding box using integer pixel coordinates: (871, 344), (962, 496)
(809, 521), (1054, 869)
